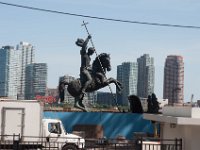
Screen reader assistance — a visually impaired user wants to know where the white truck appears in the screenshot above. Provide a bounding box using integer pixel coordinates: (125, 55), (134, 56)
(0, 99), (85, 150)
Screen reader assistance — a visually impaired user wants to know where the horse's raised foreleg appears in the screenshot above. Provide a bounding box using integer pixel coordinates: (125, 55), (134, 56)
(105, 77), (123, 92)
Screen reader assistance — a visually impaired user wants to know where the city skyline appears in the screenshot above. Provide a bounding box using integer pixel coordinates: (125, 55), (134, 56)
(0, 43), (48, 99)
(1, 0), (200, 101)
(0, 41), (194, 102)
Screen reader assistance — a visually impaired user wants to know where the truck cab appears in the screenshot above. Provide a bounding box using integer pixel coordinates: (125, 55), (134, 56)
(42, 118), (85, 149)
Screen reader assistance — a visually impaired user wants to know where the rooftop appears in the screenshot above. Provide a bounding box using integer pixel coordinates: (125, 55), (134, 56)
(144, 106), (200, 125)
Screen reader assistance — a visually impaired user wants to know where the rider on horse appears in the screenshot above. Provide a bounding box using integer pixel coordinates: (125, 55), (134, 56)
(76, 35), (95, 95)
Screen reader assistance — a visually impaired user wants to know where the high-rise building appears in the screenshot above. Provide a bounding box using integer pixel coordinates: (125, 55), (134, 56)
(17, 42), (35, 99)
(0, 46), (19, 99)
(97, 92), (116, 106)
(163, 55), (184, 105)
(116, 62), (138, 106)
(25, 63), (47, 99)
(137, 54), (155, 98)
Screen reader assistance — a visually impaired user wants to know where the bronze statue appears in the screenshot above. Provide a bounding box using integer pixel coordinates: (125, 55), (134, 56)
(58, 38), (122, 111)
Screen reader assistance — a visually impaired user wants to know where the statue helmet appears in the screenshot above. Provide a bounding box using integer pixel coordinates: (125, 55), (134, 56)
(88, 47), (95, 55)
(75, 38), (84, 47)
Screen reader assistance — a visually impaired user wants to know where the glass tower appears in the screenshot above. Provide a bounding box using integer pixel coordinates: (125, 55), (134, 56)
(0, 46), (19, 99)
(17, 42), (35, 99)
(25, 63), (47, 99)
(163, 55), (184, 105)
(117, 62), (138, 106)
(137, 54), (155, 98)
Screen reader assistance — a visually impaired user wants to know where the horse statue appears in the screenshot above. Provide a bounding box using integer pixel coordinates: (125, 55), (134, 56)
(58, 53), (122, 111)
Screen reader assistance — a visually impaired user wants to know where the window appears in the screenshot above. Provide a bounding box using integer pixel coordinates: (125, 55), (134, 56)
(48, 123), (62, 134)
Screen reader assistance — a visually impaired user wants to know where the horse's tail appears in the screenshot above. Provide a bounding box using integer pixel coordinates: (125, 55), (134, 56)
(58, 80), (69, 103)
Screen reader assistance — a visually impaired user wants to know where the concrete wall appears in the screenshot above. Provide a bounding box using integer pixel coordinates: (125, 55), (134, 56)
(163, 106), (200, 118)
(44, 112), (153, 139)
(162, 123), (200, 150)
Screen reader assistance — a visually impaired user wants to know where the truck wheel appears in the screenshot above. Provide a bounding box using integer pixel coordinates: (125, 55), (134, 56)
(62, 144), (78, 150)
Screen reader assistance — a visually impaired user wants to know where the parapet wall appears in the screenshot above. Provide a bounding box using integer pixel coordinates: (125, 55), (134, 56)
(44, 112), (153, 139)
(163, 106), (200, 118)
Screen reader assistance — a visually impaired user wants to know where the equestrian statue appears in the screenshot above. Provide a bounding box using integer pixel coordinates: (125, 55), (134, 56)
(58, 35), (122, 112)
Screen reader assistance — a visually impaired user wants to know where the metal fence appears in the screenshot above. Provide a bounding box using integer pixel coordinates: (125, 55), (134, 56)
(0, 135), (135, 150)
(135, 138), (182, 150)
(85, 138), (135, 149)
(0, 135), (182, 150)
(0, 134), (84, 150)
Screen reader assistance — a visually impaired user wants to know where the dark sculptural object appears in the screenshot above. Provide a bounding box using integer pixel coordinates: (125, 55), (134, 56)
(128, 95), (143, 113)
(147, 95), (153, 113)
(147, 93), (160, 114)
(59, 53), (122, 111)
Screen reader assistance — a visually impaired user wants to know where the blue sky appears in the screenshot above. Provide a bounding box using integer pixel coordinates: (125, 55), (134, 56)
(1, 0), (200, 101)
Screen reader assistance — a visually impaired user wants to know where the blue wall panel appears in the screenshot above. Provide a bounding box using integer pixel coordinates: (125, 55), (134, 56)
(44, 112), (153, 139)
